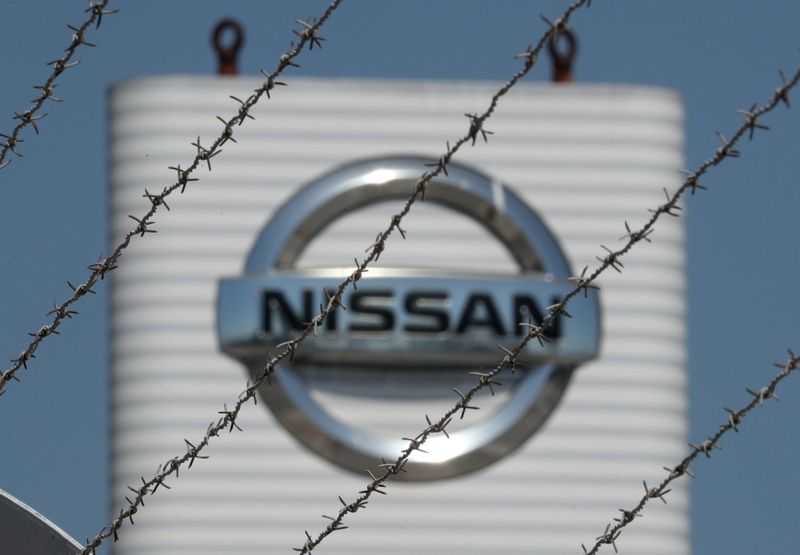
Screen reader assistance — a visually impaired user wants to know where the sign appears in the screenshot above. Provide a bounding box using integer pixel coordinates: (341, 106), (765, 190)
(109, 76), (688, 554)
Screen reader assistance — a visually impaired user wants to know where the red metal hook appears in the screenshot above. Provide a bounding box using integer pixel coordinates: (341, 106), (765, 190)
(212, 19), (244, 76)
(548, 28), (578, 83)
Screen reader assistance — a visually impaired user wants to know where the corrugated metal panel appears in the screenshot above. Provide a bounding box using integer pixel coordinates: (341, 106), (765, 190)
(109, 77), (687, 554)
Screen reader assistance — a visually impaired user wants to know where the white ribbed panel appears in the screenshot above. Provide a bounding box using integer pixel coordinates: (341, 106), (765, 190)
(109, 77), (687, 554)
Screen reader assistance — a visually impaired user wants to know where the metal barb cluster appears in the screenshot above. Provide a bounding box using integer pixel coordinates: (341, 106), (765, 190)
(295, 67), (799, 552)
(0, 1), (342, 399)
(0, 1), (117, 171)
(581, 349), (800, 554)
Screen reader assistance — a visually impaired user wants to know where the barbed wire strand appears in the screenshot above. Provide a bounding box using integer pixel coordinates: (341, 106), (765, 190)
(78, 2), (593, 552)
(582, 349), (800, 554)
(291, 67), (799, 553)
(0, 1), (341, 398)
(0, 1), (117, 171)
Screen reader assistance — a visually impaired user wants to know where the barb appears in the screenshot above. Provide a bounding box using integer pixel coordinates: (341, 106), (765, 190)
(293, 67), (799, 553)
(0, 1), (118, 171)
(582, 349), (800, 554)
(0, 2), (342, 399)
(81, 0), (592, 550)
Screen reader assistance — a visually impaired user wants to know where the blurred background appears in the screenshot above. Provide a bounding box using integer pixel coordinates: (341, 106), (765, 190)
(0, 1), (798, 553)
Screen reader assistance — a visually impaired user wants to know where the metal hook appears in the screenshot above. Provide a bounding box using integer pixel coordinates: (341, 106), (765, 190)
(212, 19), (244, 75)
(548, 28), (578, 83)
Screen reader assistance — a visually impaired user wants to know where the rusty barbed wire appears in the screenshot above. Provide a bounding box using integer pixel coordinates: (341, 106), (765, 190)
(79, 1), (594, 552)
(0, 1), (117, 171)
(582, 349), (800, 554)
(0, 1), (342, 398)
(292, 67), (799, 553)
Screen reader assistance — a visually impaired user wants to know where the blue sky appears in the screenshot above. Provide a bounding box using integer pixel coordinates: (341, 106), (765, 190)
(1, 1), (799, 553)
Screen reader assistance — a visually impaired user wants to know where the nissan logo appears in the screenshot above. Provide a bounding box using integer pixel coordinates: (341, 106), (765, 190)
(218, 156), (601, 480)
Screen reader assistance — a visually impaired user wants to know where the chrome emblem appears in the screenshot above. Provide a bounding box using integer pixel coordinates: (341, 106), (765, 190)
(218, 156), (601, 480)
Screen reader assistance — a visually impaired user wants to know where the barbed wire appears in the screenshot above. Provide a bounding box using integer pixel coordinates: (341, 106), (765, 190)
(0, 0), (342, 398)
(82, 9), (798, 555)
(291, 67), (799, 553)
(1, 0), (794, 553)
(78, 1), (594, 552)
(582, 348), (800, 554)
(0, 1), (117, 172)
